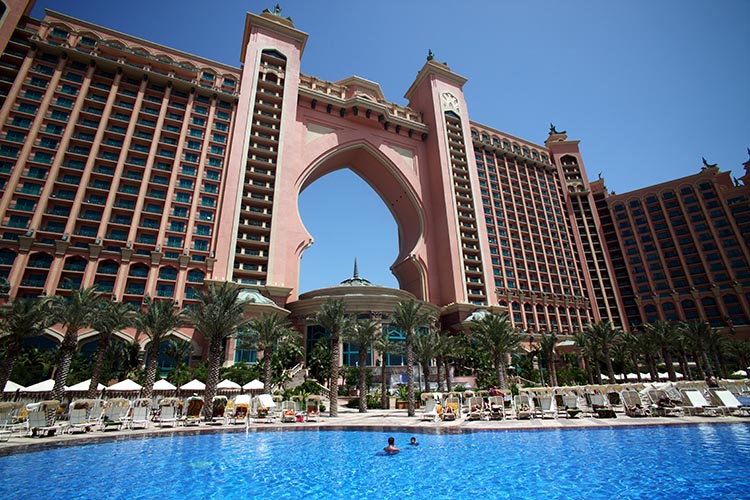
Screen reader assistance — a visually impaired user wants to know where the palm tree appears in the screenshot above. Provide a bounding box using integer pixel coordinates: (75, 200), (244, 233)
(704, 326), (730, 378)
(241, 312), (297, 392)
(584, 321), (622, 383)
(620, 331), (644, 380)
(390, 298), (434, 417)
(437, 330), (464, 392)
(135, 297), (186, 399)
(469, 312), (523, 390)
(0, 298), (52, 394)
(679, 320), (714, 378)
(189, 281), (249, 420)
(165, 339), (193, 368)
(342, 319), (380, 412)
(413, 327), (438, 392)
(88, 301), (134, 398)
(48, 285), (106, 401)
(574, 331), (596, 384)
(642, 321), (679, 381)
(316, 298), (352, 417)
(372, 327), (400, 409)
(537, 331), (558, 387)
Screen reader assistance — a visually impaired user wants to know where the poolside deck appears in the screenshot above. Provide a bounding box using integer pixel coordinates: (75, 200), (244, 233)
(2, 403), (747, 455)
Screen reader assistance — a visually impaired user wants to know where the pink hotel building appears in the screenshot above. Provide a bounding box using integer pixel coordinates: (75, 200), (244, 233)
(0, 4), (747, 365)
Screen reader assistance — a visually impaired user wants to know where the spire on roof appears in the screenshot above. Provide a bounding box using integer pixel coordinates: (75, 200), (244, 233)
(353, 258), (359, 279)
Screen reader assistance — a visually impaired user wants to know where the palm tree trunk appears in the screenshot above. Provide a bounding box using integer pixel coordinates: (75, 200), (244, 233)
(422, 363), (430, 393)
(678, 351), (691, 381)
(358, 350), (367, 413)
(646, 354), (657, 381)
(0, 346), (20, 399)
(380, 363), (388, 409)
(87, 334), (111, 399)
(141, 345), (159, 399)
(405, 330), (415, 417)
(263, 347), (273, 390)
(444, 359), (452, 392)
(549, 354), (558, 387)
(497, 356), (508, 390)
(663, 348), (676, 381)
(603, 349), (616, 383)
(202, 338), (222, 420)
(329, 334), (340, 417)
(435, 356), (442, 392)
(713, 351), (726, 378)
(692, 349), (705, 379)
(52, 330), (78, 401)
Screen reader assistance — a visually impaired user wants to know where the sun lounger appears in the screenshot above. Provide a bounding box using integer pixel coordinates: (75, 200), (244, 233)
(467, 396), (488, 421)
(252, 394), (277, 423)
(27, 400), (67, 437)
(621, 389), (650, 417)
(710, 389), (750, 417)
(589, 393), (616, 418)
(680, 389), (719, 417)
(101, 398), (131, 430)
(420, 397), (440, 422)
(156, 397), (181, 427)
(537, 395), (557, 419)
(488, 396), (504, 420)
(67, 399), (96, 433)
(0, 402), (24, 440)
(514, 394), (534, 420)
(279, 400), (297, 423)
(560, 393), (582, 418)
(208, 396), (227, 424)
(230, 395), (251, 424)
(442, 397), (460, 421)
(305, 396), (321, 422)
(183, 396), (204, 426)
(129, 398), (151, 429)
(647, 390), (684, 417)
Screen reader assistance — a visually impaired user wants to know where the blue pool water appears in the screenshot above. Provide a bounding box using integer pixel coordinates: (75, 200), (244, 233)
(1, 424), (749, 499)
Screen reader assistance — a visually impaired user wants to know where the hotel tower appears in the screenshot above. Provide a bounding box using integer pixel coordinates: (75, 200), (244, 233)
(0, 4), (746, 365)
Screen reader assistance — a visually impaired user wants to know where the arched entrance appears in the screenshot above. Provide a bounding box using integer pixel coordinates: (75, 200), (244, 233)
(291, 141), (427, 298)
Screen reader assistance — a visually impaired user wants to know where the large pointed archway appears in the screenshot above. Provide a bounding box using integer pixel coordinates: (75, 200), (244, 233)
(285, 140), (429, 300)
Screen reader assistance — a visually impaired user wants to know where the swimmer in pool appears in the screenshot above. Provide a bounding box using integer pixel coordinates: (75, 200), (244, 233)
(384, 436), (399, 454)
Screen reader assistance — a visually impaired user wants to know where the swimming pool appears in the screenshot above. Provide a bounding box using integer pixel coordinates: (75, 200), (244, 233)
(1, 424), (749, 499)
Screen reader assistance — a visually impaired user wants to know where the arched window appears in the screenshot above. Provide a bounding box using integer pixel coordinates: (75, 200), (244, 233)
(186, 269), (204, 283)
(97, 260), (119, 275)
(158, 267), (177, 280)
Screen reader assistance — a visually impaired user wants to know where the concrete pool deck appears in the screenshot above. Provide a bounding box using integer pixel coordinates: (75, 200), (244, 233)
(2, 404), (748, 455)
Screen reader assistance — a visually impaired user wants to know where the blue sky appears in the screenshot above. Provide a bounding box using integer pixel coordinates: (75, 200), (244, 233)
(31, 1), (749, 293)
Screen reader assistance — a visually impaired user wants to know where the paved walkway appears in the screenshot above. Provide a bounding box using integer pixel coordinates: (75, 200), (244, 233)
(2, 405), (748, 456)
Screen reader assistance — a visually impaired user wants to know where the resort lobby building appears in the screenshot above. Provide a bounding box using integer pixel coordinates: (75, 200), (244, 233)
(0, 4), (747, 366)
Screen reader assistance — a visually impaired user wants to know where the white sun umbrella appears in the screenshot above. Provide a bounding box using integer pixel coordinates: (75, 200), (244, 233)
(108, 379), (142, 392)
(732, 370), (747, 377)
(626, 373), (639, 381)
(243, 379), (264, 391)
(3, 380), (24, 393)
(180, 379), (206, 392)
(23, 379), (56, 392)
(65, 379), (105, 392)
(640, 372), (652, 381)
(217, 379), (241, 391)
(153, 379), (177, 391)
(674, 372), (684, 380)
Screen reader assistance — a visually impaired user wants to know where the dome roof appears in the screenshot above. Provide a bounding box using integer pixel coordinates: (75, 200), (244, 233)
(237, 289), (276, 305)
(338, 258), (374, 287)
